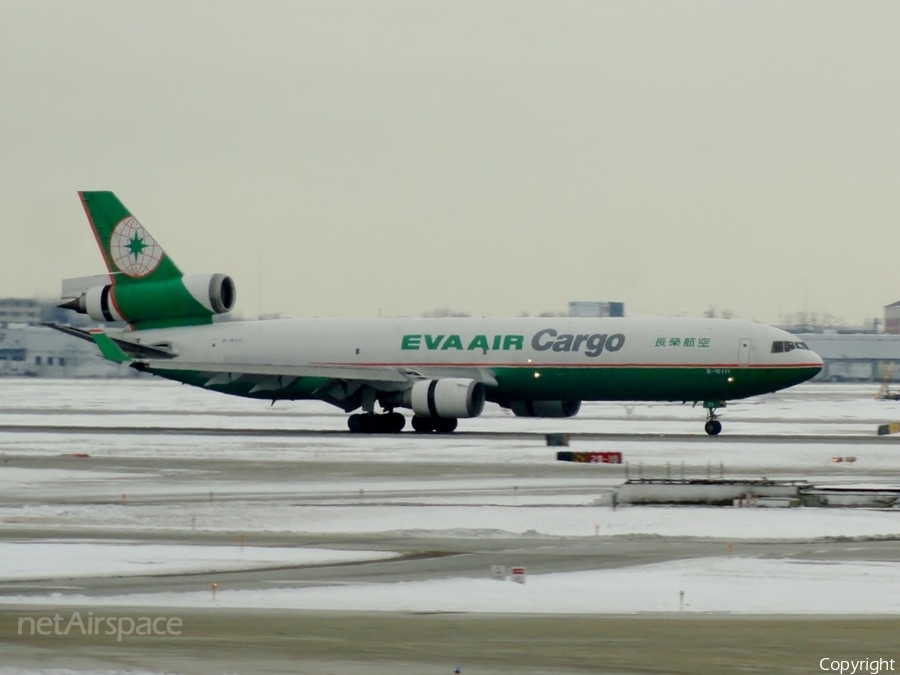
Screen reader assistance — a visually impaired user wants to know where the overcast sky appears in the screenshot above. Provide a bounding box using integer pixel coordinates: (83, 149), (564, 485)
(1, 1), (898, 324)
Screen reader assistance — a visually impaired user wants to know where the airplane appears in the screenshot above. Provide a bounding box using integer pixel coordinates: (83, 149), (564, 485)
(49, 191), (824, 435)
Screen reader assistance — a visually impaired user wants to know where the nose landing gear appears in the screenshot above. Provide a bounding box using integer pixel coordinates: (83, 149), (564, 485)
(702, 400), (724, 435)
(704, 417), (722, 436)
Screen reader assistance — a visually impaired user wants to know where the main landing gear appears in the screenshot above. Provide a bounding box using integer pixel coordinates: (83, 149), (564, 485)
(411, 416), (458, 434)
(703, 401), (724, 436)
(347, 411), (406, 434)
(345, 412), (459, 434)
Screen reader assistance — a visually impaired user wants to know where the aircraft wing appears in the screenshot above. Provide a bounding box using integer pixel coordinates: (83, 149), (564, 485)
(137, 359), (413, 383)
(136, 360), (498, 410)
(138, 360), (498, 386)
(52, 319), (499, 410)
(47, 323), (498, 388)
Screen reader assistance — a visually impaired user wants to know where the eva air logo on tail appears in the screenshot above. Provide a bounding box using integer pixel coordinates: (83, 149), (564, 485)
(109, 217), (164, 277)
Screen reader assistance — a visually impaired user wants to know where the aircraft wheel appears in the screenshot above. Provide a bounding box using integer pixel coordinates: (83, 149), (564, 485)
(433, 417), (458, 434)
(411, 416), (435, 433)
(379, 412), (405, 433)
(349, 413), (379, 433)
(704, 419), (722, 436)
(348, 414), (363, 433)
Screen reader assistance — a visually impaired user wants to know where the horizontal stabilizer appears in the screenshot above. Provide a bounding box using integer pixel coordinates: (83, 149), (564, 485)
(88, 329), (131, 364)
(43, 323), (178, 360)
(42, 323), (95, 343)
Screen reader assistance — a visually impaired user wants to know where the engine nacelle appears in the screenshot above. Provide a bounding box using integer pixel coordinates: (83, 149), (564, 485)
(181, 273), (236, 314)
(79, 284), (122, 322)
(508, 400), (581, 418)
(61, 273), (236, 327)
(406, 378), (486, 419)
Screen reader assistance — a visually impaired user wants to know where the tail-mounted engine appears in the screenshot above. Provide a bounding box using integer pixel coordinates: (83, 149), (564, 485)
(60, 273), (235, 328)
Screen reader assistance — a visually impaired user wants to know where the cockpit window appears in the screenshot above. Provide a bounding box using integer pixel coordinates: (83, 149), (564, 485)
(772, 340), (808, 353)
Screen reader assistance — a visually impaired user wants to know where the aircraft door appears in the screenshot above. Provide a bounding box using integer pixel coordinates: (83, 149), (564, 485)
(738, 338), (752, 366)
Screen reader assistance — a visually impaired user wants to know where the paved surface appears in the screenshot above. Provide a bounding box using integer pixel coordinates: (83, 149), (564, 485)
(3, 414), (900, 672)
(0, 422), (896, 443)
(4, 609), (900, 674)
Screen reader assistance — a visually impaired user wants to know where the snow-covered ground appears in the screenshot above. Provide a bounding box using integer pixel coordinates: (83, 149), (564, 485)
(6, 500), (900, 541)
(3, 379), (900, 616)
(2, 556), (900, 615)
(0, 542), (396, 581)
(3, 380), (900, 478)
(0, 378), (897, 436)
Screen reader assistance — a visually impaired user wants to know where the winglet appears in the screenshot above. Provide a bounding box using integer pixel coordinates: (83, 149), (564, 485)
(88, 329), (131, 364)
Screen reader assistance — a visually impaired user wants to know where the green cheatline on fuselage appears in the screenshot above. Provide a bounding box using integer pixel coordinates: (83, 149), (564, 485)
(147, 364), (820, 403)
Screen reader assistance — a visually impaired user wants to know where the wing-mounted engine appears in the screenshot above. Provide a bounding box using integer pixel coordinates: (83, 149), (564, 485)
(404, 378), (486, 419)
(507, 400), (581, 418)
(60, 273), (235, 328)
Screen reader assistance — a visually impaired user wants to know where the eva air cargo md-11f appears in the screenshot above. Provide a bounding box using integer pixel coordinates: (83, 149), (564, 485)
(50, 192), (823, 435)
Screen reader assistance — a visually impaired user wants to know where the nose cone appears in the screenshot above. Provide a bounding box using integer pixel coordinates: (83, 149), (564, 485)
(811, 349), (824, 369)
(783, 332), (823, 384)
(800, 347), (824, 382)
(781, 331), (823, 379)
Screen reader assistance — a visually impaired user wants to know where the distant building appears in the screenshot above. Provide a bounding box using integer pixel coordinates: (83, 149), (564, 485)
(885, 302), (900, 334)
(0, 298), (41, 325)
(0, 296), (143, 378)
(568, 301), (625, 318)
(799, 333), (900, 382)
(0, 325), (136, 378)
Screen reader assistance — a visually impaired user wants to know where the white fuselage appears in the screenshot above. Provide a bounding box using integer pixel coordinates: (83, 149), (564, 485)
(131, 316), (820, 372)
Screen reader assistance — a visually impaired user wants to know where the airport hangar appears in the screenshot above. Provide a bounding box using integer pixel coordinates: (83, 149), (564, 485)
(798, 332), (900, 382)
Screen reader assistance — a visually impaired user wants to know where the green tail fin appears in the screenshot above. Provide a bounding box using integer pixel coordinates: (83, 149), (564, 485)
(79, 191), (182, 283)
